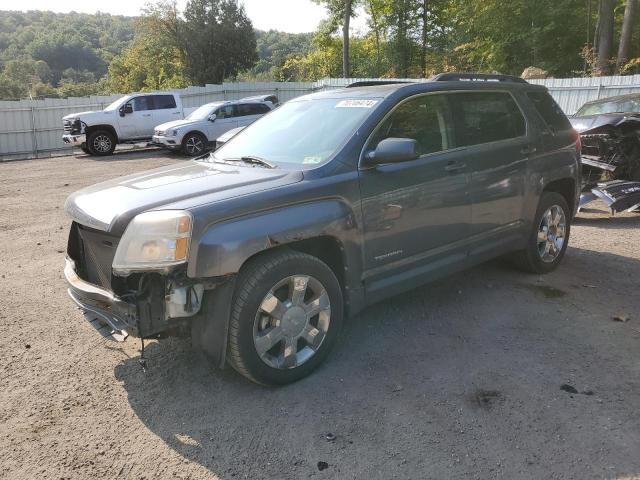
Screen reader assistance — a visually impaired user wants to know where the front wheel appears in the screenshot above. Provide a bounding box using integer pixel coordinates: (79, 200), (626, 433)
(227, 249), (343, 385)
(513, 192), (571, 274)
(182, 133), (207, 157)
(86, 130), (116, 156)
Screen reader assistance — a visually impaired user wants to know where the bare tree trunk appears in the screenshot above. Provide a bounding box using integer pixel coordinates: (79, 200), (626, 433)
(616, 0), (637, 73)
(368, 0), (382, 76)
(343, 0), (353, 78)
(596, 0), (615, 75)
(421, 0), (428, 77)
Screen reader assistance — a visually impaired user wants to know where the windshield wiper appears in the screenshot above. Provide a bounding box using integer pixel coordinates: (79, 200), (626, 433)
(223, 156), (277, 169)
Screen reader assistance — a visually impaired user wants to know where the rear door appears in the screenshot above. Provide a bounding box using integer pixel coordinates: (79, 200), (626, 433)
(448, 91), (531, 257)
(150, 95), (181, 134)
(358, 92), (472, 296)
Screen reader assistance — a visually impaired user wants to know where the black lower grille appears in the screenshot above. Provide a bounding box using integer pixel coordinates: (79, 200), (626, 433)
(69, 223), (120, 289)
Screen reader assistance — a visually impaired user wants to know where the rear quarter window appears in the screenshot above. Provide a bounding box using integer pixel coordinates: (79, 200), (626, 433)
(450, 92), (526, 147)
(526, 91), (572, 132)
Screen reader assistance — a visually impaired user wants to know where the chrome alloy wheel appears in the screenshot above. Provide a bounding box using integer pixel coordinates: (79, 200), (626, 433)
(253, 275), (331, 369)
(93, 134), (112, 153)
(185, 136), (204, 155)
(537, 205), (566, 263)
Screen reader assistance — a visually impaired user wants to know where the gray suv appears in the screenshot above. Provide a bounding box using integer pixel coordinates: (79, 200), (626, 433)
(63, 73), (580, 385)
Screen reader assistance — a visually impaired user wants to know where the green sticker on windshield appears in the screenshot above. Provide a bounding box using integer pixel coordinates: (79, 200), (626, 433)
(303, 156), (323, 164)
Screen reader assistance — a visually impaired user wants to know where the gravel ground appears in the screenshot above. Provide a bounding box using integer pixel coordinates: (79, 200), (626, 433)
(1, 151), (639, 480)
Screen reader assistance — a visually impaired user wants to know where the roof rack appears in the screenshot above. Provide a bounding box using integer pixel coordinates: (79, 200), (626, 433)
(346, 80), (416, 88)
(431, 73), (528, 84)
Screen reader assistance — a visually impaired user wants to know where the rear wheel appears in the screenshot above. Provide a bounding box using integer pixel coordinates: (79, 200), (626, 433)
(182, 132), (207, 157)
(513, 192), (571, 274)
(227, 249), (343, 385)
(87, 130), (116, 156)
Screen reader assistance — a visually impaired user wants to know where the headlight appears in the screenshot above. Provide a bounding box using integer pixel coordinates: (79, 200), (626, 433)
(169, 129), (178, 136)
(112, 210), (192, 272)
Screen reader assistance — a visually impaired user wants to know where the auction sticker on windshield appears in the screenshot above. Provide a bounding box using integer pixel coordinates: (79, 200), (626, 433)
(336, 100), (378, 108)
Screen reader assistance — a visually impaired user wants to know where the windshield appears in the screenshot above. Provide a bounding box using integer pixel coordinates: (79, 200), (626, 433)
(186, 104), (219, 121)
(576, 97), (640, 116)
(209, 97), (380, 166)
(104, 96), (129, 111)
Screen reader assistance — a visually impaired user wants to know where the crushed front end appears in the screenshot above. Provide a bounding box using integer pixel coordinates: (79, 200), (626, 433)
(64, 222), (204, 340)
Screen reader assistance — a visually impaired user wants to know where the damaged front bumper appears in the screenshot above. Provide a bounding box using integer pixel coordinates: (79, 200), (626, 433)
(65, 257), (137, 337)
(62, 134), (86, 145)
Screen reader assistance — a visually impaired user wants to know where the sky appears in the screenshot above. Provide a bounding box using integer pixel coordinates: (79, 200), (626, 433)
(7, 0), (368, 34)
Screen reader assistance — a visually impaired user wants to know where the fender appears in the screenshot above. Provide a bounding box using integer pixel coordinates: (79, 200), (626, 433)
(188, 199), (361, 280)
(85, 124), (119, 143)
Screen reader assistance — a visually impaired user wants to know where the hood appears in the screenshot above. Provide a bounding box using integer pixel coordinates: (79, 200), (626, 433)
(65, 161), (303, 234)
(569, 113), (638, 133)
(63, 110), (116, 122)
(156, 119), (204, 131)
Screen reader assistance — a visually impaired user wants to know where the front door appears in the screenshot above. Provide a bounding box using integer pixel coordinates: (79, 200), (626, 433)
(206, 104), (238, 142)
(358, 93), (472, 296)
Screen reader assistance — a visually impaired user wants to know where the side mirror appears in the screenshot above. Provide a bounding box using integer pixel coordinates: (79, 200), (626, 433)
(208, 114), (217, 122)
(120, 104), (133, 117)
(364, 138), (418, 166)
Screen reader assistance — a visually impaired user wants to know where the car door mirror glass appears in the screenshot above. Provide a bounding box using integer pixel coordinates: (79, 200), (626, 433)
(121, 104), (133, 116)
(365, 138), (418, 166)
(208, 114), (217, 122)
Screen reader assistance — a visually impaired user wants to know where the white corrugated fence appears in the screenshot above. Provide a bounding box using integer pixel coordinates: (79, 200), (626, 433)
(2, 75), (640, 161)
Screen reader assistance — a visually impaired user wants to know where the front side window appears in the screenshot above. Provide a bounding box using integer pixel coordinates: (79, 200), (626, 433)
(368, 94), (454, 156)
(450, 92), (526, 147)
(132, 96), (153, 112)
(216, 105), (236, 119)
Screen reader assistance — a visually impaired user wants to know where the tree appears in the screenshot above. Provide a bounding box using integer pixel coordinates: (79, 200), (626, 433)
(616, 0), (637, 73)
(181, 0), (257, 84)
(596, 0), (616, 75)
(314, 0), (359, 77)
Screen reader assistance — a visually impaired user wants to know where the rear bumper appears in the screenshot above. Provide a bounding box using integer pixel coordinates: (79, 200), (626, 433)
(64, 257), (138, 336)
(62, 134), (86, 145)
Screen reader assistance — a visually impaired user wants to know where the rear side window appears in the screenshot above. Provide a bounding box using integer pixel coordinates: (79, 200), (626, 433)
(450, 92), (526, 147)
(526, 91), (572, 132)
(153, 95), (177, 110)
(237, 103), (270, 116)
(368, 93), (455, 156)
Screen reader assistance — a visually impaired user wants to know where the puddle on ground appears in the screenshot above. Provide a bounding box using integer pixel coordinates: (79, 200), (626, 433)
(525, 284), (567, 299)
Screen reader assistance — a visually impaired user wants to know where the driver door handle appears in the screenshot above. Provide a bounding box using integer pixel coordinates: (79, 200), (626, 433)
(142, 113), (152, 117)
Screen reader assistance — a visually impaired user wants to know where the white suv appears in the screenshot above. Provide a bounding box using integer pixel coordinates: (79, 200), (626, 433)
(153, 99), (274, 156)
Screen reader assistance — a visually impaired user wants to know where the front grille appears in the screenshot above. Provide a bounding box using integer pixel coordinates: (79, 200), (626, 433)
(69, 223), (120, 290)
(63, 119), (82, 135)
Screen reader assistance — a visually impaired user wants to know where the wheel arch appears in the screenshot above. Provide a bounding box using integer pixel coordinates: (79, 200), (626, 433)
(543, 177), (576, 214)
(85, 124), (119, 143)
(182, 130), (209, 144)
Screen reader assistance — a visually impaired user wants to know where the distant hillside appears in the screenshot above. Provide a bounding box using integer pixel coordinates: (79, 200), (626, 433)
(0, 9), (314, 99)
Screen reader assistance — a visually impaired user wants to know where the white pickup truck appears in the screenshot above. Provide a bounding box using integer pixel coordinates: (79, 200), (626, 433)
(62, 92), (195, 156)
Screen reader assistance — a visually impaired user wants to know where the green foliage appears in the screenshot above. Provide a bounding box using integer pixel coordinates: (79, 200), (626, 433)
(0, 10), (134, 99)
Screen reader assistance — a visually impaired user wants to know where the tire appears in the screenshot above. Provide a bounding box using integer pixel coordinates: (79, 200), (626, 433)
(86, 130), (116, 156)
(182, 132), (207, 157)
(227, 249), (343, 386)
(513, 192), (571, 274)
(80, 143), (90, 154)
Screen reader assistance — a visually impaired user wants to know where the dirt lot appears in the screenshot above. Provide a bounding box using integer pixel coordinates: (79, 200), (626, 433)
(1, 151), (640, 480)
